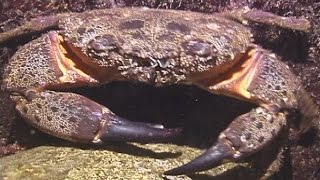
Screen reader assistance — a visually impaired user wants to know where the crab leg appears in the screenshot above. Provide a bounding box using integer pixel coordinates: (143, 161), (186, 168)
(0, 16), (61, 45)
(222, 7), (311, 32)
(12, 90), (181, 144)
(165, 106), (286, 175)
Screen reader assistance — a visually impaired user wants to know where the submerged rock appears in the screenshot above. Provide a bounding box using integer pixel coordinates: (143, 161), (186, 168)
(0, 143), (280, 180)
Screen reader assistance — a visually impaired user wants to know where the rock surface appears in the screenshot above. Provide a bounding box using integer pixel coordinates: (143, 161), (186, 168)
(0, 144), (256, 180)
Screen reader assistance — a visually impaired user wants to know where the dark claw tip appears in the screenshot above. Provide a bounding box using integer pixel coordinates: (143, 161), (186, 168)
(164, 143), (234, 176)
(101, 115), (182, 143)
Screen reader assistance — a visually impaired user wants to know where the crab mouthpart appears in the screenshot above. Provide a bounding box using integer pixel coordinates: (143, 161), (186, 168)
(193, 49), (263, 103)
(48, 32), (120, 88)
(48, 32), (98, 85)
(209, 49), (262, 100)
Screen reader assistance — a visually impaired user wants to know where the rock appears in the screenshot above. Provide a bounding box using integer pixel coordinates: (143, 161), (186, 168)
(0, 143), (278, 180)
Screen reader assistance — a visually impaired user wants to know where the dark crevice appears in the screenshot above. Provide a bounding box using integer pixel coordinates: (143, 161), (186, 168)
(59, 82), (254, 148)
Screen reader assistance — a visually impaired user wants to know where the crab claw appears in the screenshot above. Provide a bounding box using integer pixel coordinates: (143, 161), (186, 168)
(165, 106), (287, 175)
(12, 90), (181, 144)
(164, 141), (234, 175)
(98, 114), (182, 143)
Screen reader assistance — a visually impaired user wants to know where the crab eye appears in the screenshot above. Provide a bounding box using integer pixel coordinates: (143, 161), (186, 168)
(89, 35), (117, 52)
(183, 40), (212, 57)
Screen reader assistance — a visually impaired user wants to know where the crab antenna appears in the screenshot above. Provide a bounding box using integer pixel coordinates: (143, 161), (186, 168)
(164, 142), (234, 175)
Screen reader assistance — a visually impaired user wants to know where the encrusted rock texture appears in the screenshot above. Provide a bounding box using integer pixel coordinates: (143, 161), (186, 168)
(0, 0), (319, 180)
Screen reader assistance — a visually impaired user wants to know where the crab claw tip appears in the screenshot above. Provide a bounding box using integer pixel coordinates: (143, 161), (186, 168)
(101, 116), (182, 143)
(164, 143), (234, 175)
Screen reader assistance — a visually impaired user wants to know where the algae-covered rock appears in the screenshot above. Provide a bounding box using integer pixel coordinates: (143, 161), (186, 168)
(0, 143), (275, 180)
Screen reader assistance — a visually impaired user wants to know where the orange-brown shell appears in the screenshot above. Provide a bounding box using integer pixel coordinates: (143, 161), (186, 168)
(59, 8), (252, 85)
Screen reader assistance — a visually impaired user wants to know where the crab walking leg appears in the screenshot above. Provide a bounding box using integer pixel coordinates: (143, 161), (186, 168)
(165, 106), (286, 175)
(12, 90), (181, 143)
(222, 7), (311, 32)
(0, 16), (61, 45)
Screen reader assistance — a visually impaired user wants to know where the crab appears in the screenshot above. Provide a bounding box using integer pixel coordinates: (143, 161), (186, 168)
(0, 7), (318, 175)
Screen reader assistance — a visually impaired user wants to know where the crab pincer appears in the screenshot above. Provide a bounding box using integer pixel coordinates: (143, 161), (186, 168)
(165, 106), (286, 175)
(13, 90), (181, 144)
(165, 46), (317, 175)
